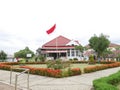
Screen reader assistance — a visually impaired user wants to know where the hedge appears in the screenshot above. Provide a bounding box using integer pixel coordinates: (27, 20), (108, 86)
(93, 71), (120, 90)
(84, 62), (120, 73)
(0, 63), (82, 78)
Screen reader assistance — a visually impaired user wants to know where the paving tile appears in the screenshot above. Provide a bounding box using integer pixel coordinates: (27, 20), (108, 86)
(0, 67), (120, 90)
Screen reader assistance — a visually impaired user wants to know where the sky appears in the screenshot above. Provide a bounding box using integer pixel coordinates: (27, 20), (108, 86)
(0, 0), (120, 55)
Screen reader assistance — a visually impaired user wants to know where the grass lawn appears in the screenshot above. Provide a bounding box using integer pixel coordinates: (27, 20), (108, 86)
(21, 63), (102, 73)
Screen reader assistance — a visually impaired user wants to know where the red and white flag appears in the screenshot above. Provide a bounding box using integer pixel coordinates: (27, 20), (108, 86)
(46, 24), (56, 34)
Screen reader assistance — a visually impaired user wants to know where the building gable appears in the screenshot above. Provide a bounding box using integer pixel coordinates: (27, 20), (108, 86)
(42, 35), (71, 47)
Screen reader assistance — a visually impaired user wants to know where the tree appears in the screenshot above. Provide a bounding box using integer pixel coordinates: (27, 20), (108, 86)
(75, 45), (84, 60)
(75, 45), (84, 53)
(0, 50), (7, 62)
(14, 47), (34, 58)
(89, 33), (110, 59)
(36, 48), (42, 55)
(102, 49), (113, 60)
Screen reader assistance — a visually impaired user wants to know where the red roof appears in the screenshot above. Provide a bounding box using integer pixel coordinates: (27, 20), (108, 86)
(42, 35), (71, 47)
(109, 43), (120, 47)
(42, 46), (74, 49)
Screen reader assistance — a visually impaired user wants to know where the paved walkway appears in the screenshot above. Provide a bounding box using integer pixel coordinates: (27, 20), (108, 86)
(0, 67), (120, 90)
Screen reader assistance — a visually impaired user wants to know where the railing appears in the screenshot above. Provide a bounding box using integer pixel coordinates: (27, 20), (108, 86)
(10, 67), (30, 90)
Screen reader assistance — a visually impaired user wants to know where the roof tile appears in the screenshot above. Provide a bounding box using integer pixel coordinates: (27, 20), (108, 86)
(42, 35), (71, 47)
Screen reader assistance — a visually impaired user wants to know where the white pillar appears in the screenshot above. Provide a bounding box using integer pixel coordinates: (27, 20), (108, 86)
(74, 49), (76, 57)
(70, 49), (72, 58)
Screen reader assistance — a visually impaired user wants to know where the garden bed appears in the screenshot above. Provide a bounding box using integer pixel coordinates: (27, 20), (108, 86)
(0, 61), (120, 78)
(14, 63), (102, 73)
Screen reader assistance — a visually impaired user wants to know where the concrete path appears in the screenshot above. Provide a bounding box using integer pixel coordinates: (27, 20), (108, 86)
(0, 67), (120, 90)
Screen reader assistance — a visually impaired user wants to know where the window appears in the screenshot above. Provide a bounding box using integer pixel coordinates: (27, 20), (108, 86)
(76, 50), (79, 56)
(67, 50), (70, 56)
(72, 50), (74, 56)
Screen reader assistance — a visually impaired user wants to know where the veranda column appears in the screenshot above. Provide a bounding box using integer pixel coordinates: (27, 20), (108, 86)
(74, 49), (76, 57)
(70, 49), (72, 58)
(46, 53), (47, 60)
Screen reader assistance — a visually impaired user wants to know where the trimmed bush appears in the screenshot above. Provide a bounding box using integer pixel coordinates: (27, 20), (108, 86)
(63, 68), (82, 77)
(20, 66), (62, 78)
(89, 55), (95, 64)
(84, 62), (120, 73)
(71, 68), (81, 75)
(73, 58), (78, 61)
(46, 59), (70, 70)
(93, 71), (120, 90)
(0, 64), (11, 71)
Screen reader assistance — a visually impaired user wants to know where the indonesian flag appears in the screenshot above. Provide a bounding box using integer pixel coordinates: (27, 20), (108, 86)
(46, 24), (56, 34)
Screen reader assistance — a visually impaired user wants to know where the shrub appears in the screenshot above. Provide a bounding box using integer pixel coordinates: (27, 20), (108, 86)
(38, 55), (45, 62)
(89, 55), (95, 64)
(46, 60), (55, 68)
(62, 70), (69, 77)
(0, 64), (11, 71)
(20, 66), (62, 78)
(67, 68), (73, 76)
(64, 68), (82, 76)
(71, 68), (81, 75)
(73, 58), (78, 61)
(69, 58), (73, 61)
(84, 62), (120, 73)
(93, 71), (120, 90)
(46, 59), (70, 70)
(19, 58), (26, 63)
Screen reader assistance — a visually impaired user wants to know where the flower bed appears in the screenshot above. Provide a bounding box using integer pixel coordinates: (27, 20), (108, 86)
(0, 64), (11, 71)
(71, 68), (81, 75)
(0, 61), (119, 78)
(20, 66), (62, 78)
(20, 66), (81, 78)
(0, 62), (82, 78)
(0, 60), (115, 65)
(84, 62), (120, 73)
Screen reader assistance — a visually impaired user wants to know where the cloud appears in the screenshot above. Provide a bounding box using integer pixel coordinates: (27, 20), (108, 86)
(0, 0), (120, 55)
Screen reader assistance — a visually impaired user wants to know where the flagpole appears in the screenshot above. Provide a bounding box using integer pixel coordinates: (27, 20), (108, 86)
(56, 36), (58, 59)
(46, 24), (56, 59)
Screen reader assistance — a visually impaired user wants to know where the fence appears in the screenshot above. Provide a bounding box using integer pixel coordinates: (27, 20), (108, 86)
(10, 67), (30, 90)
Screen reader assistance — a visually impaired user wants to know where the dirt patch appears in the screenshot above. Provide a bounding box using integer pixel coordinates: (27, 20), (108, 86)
(0, 82), (21, 90)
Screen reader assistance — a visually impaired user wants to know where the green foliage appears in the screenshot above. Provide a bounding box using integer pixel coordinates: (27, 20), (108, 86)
(62, 68), (81, 77)
(46, 59), (63, 70)
(14, 47), (34, 58)
(116, 54), (120, 61)
(46, 60), (55, 68)
(67, 68), (73, 76)
(47, 59), (71, 70)
(89, 33), (110, 58)
(75, 45), (84, 53)
(84, 62), (120, 73)
(102, 49), (113, 59)
(69, 58), (73, 61)
(89, 55), (95, 64)
(38, 55), (45, 62)
(19, 58), (26, 63)
(93, 71), (120, 90)
(73, 58), (78, 61)
(0, 50), (7, 62)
